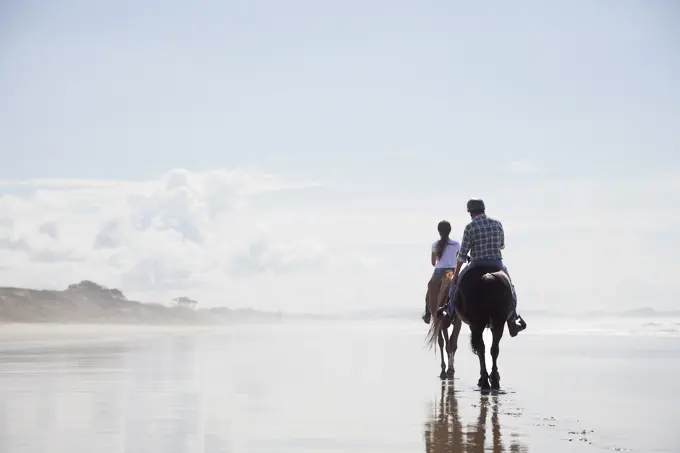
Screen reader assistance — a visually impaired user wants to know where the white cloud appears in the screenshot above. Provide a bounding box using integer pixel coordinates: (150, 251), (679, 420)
(39, 222), (60, 240)
(0, 168), (375, 310)
(0, 168), (678, 313)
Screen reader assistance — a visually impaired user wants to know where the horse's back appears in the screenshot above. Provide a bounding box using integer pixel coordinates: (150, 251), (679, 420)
(481, 269), (512, 292)
(457, 266), (514, 325)
(427, 270), (456, 314)
(460, 265), (505, 293)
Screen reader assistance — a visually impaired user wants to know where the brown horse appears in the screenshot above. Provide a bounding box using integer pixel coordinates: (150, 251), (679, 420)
(425, 271), (463, 380)
(426, 265), (515, 390)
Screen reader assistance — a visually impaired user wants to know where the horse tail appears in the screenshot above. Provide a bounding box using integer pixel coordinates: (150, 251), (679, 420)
(425, 295), (446, 351)
(470, 328), (484, 356)
(424, 314), (439, 351)
(480, 272), (504, 318)
(468, 272), (506, 354)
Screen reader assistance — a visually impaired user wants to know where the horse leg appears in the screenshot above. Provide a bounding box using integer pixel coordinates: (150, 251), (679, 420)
(438, 328), (447, 380)
(442, 323), (451, 377)
(489, 325), (503, 389)
(446, 315), (462, 378)
(470, 326), (489, 390)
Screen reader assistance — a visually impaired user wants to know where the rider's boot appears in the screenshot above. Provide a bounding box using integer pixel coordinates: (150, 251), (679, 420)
(507, 310), (527, 337)
(506, 284), (527, 337)
(422, 302), (431, 324)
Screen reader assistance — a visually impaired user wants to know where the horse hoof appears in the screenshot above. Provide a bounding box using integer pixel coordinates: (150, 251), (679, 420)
(478, 378), (490, 390)
(490, 372), (500, 389)
(446, 369), (455, 379)
(439, 371), (447, 380)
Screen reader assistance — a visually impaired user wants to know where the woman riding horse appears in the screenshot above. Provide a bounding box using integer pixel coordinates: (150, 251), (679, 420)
(423, 220), (460, 325)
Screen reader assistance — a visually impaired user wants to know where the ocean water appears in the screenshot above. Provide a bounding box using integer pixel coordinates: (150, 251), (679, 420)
(0, 318), (677, 452)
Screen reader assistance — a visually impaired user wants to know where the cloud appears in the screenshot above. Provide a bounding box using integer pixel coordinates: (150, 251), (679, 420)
(39, 222), (60, 240)
(229, 238), (329, 276)
(0, 236), (31, 252)
(0, 167), (678, 313)
(0, 168), (372, 309)
(94, 220), (125, 249)
(228, 237), (372, 276)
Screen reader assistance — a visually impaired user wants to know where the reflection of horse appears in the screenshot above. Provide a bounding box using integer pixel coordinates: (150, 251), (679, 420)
(426, 265), (515, 390)
(425, 270), (463, 379)
(423, 383), (527, 452)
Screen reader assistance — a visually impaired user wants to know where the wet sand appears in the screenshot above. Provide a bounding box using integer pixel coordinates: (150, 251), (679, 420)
(0, 320), (677, 452)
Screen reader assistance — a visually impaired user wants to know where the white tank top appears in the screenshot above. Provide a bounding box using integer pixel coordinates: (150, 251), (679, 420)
(431, 239), (461, 269)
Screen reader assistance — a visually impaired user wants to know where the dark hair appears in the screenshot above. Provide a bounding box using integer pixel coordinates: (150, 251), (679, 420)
(466, 198), (486, 215)
(435, 220), (451, 260)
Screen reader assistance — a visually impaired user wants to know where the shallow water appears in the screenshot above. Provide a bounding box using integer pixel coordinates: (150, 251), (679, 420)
(0, 320), (677, 452)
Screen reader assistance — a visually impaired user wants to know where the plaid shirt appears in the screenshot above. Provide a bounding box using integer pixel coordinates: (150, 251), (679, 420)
(456, 214), (505, 263)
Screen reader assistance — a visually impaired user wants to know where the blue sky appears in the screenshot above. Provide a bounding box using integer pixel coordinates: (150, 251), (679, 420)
(0, 0), (678, 313)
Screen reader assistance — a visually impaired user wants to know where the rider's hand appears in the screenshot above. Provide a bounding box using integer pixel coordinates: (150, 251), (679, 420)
(451, 274), (458, 285)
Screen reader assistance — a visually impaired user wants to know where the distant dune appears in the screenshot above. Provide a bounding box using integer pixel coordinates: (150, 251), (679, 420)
(0, 280), (676, 325)
(0, 280), (280, 325)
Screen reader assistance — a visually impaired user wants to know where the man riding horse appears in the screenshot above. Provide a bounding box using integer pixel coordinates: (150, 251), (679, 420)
(449, 198), (527, 337)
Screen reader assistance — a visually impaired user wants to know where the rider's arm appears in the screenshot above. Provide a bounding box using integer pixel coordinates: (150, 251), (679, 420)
(453, 225), (472, 277)
(452, 260), (463, 278)
(431, 251), (436, 266)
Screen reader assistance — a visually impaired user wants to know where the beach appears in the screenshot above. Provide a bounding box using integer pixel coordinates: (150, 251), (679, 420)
(0, 318), (677, 452)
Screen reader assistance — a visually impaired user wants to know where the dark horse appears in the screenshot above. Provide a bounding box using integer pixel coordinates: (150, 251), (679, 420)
(426, 264), (515, 390)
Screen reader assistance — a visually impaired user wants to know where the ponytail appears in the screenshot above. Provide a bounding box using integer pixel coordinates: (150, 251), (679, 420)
(435, 220), (452, 260)
(435, 234), (449, 260)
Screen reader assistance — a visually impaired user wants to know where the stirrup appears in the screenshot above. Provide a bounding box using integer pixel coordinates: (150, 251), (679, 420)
(516, 316), (527, 329)
(422, 311), (431, 324)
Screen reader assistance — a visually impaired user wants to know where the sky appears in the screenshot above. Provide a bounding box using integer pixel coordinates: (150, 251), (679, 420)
(0, 0), (679, 314)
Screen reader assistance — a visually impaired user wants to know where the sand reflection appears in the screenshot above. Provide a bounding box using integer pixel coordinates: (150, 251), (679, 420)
(424, 383), (528, 453)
